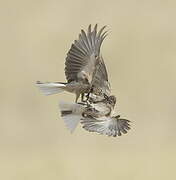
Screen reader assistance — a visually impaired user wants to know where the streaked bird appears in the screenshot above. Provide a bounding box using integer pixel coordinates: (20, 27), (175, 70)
(58, 97), (116, 133)
(58, 99), (131, 137)
(36, 24), (108, 102)
(87, 95), (117, 117)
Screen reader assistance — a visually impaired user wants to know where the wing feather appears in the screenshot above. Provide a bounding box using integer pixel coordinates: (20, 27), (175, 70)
(65, 25), (108, 83)
(81, 116), (131, 137)
(91, 56), (111, 96)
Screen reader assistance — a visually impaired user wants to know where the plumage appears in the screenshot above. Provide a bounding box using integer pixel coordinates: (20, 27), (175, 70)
(36, 81), (65, 95)
(81, 115), (131, 137)
(58, 101), (85, 132)
(37, 25), (109, 102)
(90, 56), (111, 97)
(65, 24), (108, 85)
(37, 24), (132, 137)
(58, 100), (113, 132)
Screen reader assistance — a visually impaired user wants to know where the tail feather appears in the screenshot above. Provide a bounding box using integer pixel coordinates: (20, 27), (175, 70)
(36, 81), (66, 95)
(61, 110), (72, 116)
(62, 114), (82, 133)
(59, 101), (83, 133)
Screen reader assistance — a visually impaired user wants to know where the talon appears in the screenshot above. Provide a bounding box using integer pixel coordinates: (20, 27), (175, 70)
(81, 93), (86, 102)
(104, 93), (109, 100)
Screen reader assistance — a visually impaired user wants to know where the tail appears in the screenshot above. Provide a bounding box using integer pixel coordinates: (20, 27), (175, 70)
(36, 81), (66, 95)
(58, 101), (83, 133)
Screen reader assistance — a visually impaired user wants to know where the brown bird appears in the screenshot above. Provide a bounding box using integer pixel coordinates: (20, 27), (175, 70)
(58, 96), (116, 133)
(58, 97), (131, 137)
(36, 24), (108, 102)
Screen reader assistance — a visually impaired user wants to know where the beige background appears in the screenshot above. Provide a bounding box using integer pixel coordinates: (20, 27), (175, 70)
(1, 0), (176, 179)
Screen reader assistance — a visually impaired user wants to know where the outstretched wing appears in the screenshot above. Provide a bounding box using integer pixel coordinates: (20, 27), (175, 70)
(91, 56), (111, 96)
(81, 116), (131, 137)
(65, 24), (108, 83)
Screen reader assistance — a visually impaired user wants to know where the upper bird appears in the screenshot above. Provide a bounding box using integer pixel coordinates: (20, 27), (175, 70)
(36, 24), (109, 102)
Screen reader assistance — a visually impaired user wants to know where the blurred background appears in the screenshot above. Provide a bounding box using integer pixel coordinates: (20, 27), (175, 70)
(1, 0), (176, 179)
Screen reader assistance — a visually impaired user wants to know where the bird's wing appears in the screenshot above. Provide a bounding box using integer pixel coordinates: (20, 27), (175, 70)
(90, 56), (111, 96)
(65, 24), (108, 83)
(81, 116), (131, 137)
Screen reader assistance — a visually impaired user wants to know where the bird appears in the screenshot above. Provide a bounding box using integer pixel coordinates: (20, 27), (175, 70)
(58, 96), (116, 133)
(79, 95), (131, 137)
(36, 24), (108, 102)
(58, 97), (131, 137)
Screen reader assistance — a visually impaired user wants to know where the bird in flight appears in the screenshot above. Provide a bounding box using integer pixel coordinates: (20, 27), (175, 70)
(36, 25), (109, 102)
(37, 24), (131, 137)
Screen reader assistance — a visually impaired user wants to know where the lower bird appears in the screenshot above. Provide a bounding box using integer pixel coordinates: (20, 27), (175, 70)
(58, 94), (131, 136)
(58, 99), (131, 137)
(58, 95), (115, 132)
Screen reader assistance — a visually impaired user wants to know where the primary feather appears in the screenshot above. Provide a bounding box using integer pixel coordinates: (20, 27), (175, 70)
(65, 24), (108, 84)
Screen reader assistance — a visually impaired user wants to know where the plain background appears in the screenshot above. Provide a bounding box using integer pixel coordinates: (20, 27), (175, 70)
(1, 0), (176, 179)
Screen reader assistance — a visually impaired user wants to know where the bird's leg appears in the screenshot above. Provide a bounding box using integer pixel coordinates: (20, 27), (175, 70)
(81, 93), (86, 102)
(86, 92), (90, 101)
(75, 93), (80, 103)
(81, 93), (90, 106)
(81, 93), (89, 102)
(86, 86), (94, 102)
